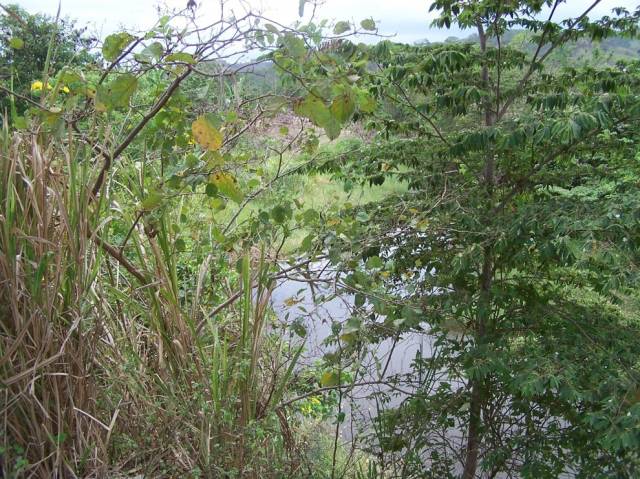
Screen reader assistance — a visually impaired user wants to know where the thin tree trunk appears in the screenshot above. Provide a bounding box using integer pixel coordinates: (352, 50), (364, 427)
(462, 247), (492, 478)
(462, 378), (483, 479)
(462, 20), (495, 479)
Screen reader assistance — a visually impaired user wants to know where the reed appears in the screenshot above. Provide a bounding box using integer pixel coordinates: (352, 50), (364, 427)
(1, 123), (304, 477)
(0, 123), (108, 477)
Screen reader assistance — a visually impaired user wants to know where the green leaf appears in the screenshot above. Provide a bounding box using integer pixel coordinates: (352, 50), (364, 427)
(205, 183), (218, 197)
(192, 116), (223, 151)
(271, 204), (292, 224)
(303, 208), (319, 224)
(211, 172), (243, 204)
(360, 18), (376, 31)
(141, 190), (163, 211)
(320, 371), (340, 387)
(355, 211), (369, 222)
(292, 321), (307, 338)
(282, 34), (306, 60)
(165, 52), (196, 64)
(103, 32), (135, 62)
(294, 95), (331, 127)
(175, 238), (186, 252)
(334, 21), (351, 35)
(330, 93), (356, 123)
(301, 234), (314, 251)
(95, 74), (138, 112)
(59, 69), (83, 86)
(13, 116), (27, 129)
(211, 226), (226, 244)
(324, 121), (342, 140)
(366, 256), (384, 269)
(134, 42), (164, 63)
(9, 37), (24, 49)
(356, 90), (376, 113)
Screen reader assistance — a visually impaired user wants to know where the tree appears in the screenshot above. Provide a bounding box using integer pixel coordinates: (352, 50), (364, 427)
(0, 4), (95, 113)
(289, 1), (640, 476)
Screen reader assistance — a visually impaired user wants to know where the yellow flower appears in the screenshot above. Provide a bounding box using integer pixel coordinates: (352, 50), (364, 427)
(30, 80), (54, 92)
(62, 86), (70, 94)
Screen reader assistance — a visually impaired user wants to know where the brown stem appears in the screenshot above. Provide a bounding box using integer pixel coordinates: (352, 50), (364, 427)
(90, 67), (192, 199)
(91, 232), (148, 284)
(462, 379), (483, 479)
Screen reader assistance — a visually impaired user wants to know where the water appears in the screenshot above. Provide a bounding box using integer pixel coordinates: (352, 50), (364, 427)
(270, 259), (438, 440)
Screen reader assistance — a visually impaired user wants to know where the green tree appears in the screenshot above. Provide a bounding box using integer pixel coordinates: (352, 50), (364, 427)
(288, 1), (640, 477)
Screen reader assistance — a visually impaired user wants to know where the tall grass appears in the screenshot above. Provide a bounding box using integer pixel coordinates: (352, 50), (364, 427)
(0, 123), (306, 477)
(0, 123), (107, 477)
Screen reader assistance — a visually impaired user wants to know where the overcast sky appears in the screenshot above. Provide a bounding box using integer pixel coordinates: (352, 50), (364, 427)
(13, 0), (639, 45)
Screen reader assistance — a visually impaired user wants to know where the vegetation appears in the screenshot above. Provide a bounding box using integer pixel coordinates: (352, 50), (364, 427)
(0, 4), (96, 114)
(1, 1), (640, 478)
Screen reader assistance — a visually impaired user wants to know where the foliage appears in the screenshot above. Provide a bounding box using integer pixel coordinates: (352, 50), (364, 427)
(0, 4), (366, 477)
(0, 4), (95, 114)
(3, 1), (640, 477)
(284, 1), (640, 477)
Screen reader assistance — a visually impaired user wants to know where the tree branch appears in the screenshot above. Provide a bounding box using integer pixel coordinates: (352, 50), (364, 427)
(90, 67), (193, 198)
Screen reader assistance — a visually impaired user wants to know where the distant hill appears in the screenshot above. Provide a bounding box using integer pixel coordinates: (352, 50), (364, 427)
(227, 30), (639, 97)
(415, 30), (640, 65)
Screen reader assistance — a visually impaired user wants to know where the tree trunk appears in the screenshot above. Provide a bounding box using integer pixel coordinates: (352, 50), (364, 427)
(462, 379), (483, 479)
(461, 20), (495, 479)
(462, 248), (492, 479)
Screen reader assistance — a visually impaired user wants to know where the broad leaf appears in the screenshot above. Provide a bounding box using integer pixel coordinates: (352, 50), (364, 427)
(9, 37), (24, 49)
(294, 95), (331, 128)
(165, 52), (196, 64)
(330, 93), (356, 123)
(140, 190), (163, 211)
(192, 116), (223, 151)
(334, 21), (351, 35)
(282, 34), (306, 60)
(134, 42), (164, 63)
(360, 18), (376, 31)
(103, 32), (135, 62)
(210, 172), (243, 204)
(95, 74), (138, 112)
(271, 204), (292, 224)
(320, 371), (340, 387)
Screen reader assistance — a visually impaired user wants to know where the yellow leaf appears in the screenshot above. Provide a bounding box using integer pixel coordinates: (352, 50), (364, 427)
(283, 296), (303, 307)
(320, 371), (340, 387)
(192, 116), (223, 151)
(340, 332), (357, 344)
(210, 171), (243, 204)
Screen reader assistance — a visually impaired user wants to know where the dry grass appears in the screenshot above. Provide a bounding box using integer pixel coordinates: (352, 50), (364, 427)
(0, 123), (306, 478)
(0, 125), (109, 476)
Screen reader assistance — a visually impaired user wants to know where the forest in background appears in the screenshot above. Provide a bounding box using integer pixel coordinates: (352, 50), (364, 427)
(2, 1), (640, 477)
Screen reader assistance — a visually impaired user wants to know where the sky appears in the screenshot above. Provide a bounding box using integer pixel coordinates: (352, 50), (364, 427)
(12, 0), (639, 45)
